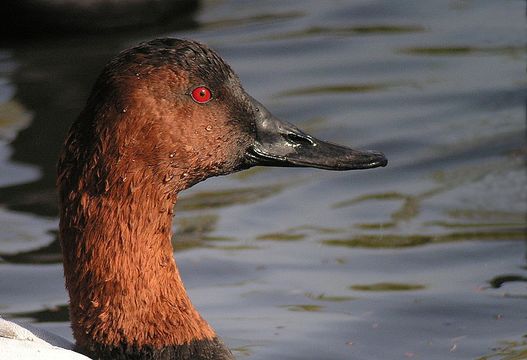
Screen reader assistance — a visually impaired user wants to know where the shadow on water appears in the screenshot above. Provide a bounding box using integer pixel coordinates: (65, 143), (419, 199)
(0, 176), (291, 262)
(178, 183), (288, 211)
(8, 304), (69, 323)
(320, 147), (527, 249)
(0, 7), (200, 218)
(0, 231), (62, 264)
(1, 1), (198, 38)
(0, 211), (237, 263)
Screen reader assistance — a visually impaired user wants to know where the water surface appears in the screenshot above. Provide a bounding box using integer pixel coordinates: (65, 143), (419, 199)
(0, 1), (525, 359)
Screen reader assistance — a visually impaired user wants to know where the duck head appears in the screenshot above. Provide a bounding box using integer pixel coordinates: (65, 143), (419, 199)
(57, 38), (387, 359)
(68, 38), (386, 194)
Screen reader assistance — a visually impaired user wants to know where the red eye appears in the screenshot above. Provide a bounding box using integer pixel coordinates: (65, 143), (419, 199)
(191, 86), (212, 103)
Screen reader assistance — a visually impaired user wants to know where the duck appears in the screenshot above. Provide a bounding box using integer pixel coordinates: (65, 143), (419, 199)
(0, 38), (387, 359)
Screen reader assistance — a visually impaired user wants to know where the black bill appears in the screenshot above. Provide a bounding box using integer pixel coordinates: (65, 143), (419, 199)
(245, 98), (387, 170)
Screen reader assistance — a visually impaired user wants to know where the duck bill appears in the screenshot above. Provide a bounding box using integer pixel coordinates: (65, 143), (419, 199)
(244, 99), (387, 170)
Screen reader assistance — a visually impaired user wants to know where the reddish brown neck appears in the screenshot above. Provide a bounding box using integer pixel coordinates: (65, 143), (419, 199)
(59, 170), (215, 350)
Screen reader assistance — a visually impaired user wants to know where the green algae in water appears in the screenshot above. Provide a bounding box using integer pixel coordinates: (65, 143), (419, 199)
(202, 11), (303, 31)
(231, 166), (268, 180)
(282, 304), (323, 312)
(350, 283), (426, 292)
(256, 224), (344, 242)
(172, 240), (213, 252)
(333, 191), (407, 208)
(256, 232), (306, 241)
(399, 45), (526, 56)
(178, 183), (285, 211)
(333, 156), (526, 233)
(172, 215), (241, 251)
(323, 234), (431, 248)
(447, 209), (526, 222)
(175, 215), (218, 238)
(215, 245), (259, 251)
(172, 215), (221, 251)
(276, 83), (391, 97)
(437, 229), (527, 242)
(289, 224), (345, 235)
(349, 25), (425, 34)
(424, 221), (524, 229)
(355, 222), (397, 230)
(322, 228), (526, 249)
(305, 292), (356, 302)
(264, 24), (424, 40)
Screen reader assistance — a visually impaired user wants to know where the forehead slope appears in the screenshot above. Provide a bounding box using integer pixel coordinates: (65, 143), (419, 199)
(109, 38), (236, 86)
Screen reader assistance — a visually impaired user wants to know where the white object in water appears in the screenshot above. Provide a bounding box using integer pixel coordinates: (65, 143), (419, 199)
(0, 317), (90, 359)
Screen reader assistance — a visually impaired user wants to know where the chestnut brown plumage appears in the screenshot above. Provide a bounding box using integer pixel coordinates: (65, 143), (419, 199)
(57, 38), (386, 359)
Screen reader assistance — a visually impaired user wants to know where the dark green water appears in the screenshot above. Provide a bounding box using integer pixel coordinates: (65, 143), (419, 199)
(0, 1), (526, 359)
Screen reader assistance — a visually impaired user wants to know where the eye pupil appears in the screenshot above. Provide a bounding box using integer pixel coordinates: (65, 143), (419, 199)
(191, 86), (212, 103)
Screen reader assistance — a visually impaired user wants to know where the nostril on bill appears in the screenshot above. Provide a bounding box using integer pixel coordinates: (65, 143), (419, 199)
(286, 133), (314, 146)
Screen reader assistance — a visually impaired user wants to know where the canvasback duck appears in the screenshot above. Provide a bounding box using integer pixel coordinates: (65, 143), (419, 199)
(2, 38), (387, 360)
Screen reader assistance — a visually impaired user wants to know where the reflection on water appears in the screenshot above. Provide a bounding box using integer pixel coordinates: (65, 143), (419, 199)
(178, 183), (287, 211)
(399, 45), (526, 57)
(201, 11), (304, 31)
(0, 232), (61, 264)
(263, 24), (425, 40)
(0, 0), (526, 359)
(350, 283), (426, 292)
(257, 232), (306, 241)
(281, 304), (323, 312)
(276, 82), (395, 96)
(488, 275), (527, 289)
(10, 304), (69, 323)
(324, 151), (526, 250)
(304, 292), (355, 302)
